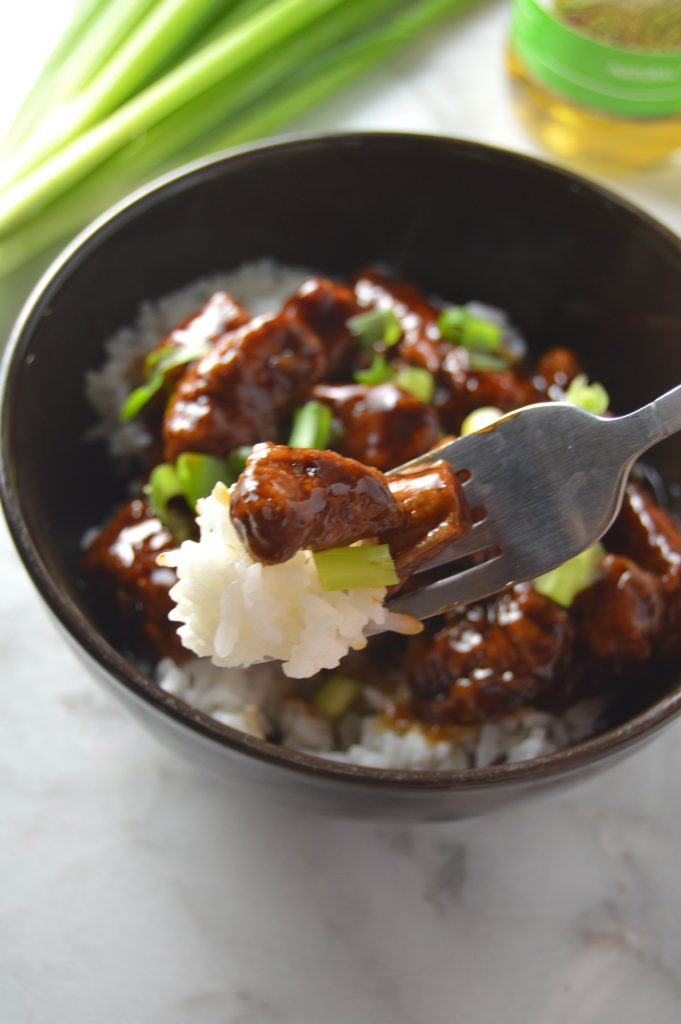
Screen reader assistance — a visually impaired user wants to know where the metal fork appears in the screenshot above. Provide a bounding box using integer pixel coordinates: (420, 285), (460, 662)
(386, 383), (681, 622)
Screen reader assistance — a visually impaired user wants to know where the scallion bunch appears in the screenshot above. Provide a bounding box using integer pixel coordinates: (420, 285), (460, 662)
(0, 0), (478, 276)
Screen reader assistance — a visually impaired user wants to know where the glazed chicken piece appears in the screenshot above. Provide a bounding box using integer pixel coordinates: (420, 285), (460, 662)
(82, 498), (184, 661)
(352, 266), (440, 331)
(405, 585), (574, 725)
(355, 267), (543, 430)
(282, 278), (361, 373)
(435, 346), (539, 432)
(162, 276), (373, 462)
(129, 291), (250, 464)
(229, 442), (403, 563)
(353, 266), (450, 373)
(573, 554), (664, 669)
(382, 462), (472, 579)
(435, 344), (582, 431)
(229, 443), (470, 575)
(311, 382), (441, 471)
(533, 347), (583, 396)
(145, 290), (250, 385)
(604, 481), (681, 659)
(606, 482), (681, 580)
(163, 313), (327, 462)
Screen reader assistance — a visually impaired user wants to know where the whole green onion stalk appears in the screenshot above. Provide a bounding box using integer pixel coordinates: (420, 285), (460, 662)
(0, 0), (480, 276)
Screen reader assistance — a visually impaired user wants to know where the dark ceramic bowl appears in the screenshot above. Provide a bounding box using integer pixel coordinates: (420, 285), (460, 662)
(3, 133), (681, 821)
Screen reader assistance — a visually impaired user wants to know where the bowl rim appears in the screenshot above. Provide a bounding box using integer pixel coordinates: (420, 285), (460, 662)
(3, 128), (681, 790)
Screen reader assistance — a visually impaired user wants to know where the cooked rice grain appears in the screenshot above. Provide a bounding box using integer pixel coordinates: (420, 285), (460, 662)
(161, 484), (392, 678)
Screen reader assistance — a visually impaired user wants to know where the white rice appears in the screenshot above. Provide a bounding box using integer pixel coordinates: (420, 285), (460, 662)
(159, 482), (406, 679)
(155, 654), (607, 769)
(89, 259), (609, 769)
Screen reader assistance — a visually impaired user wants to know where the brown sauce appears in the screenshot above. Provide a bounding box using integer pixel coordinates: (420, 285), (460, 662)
(84, 269), (681, 729)
(311, 382), (441, 471)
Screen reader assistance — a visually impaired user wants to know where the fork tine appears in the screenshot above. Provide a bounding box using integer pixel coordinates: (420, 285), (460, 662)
(411, 518), (494, 573)
(387, 554), (512, 621)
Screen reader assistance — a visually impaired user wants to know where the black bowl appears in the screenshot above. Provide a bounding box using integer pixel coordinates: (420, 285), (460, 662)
(3, 132), (681, 821)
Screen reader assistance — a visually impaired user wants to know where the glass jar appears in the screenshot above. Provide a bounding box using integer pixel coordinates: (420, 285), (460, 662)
(508, 0), (681, 172)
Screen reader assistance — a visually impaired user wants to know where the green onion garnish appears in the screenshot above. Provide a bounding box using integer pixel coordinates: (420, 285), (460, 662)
(120, 338), (211, 422)
(313, 543), (398, 591)
(534, 543), (605, 608)
(564, 374), (609, 416)
(437, 306), (467, 339)
(460, 406), (503, 435)
(119, 375), (165, 423)
(225, 446), (252, 480)
(144, 342), (174, 372)
(145, 461), (191, 539)
(347, 308), (402, 348)
(154, 339), (211, 373)
(462, 315), (502, 352)
(466, 351), (509, 373)
(353, 353), (396, 386)
(438, 306), (503, 353)
(147, 462), (182, 510)
(313, 674), (362, 718)
(289, 400), (333, 450)
(176, 452), (234, 509)
(394, 365), (435, 403)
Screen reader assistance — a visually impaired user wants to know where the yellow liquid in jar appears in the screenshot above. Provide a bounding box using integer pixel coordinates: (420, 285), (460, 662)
(507, 41), (681, 174)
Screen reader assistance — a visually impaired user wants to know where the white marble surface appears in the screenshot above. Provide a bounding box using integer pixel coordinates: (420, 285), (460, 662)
(2, 4), (681, 1022)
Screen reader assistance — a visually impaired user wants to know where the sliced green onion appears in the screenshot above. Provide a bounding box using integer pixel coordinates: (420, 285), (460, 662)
(155, 339), (211, 373)
(145, 461), (191, 539)
(225, 445), (252, 479)
(119, 374), (165, 422)
(437, 306), (467, 339)
(120, 338), (211, 422)
(534, 543), (605, 608)
(354, 353), (396, 386)
(394, 365), (435, 403)
(438, 306), (503, 353)
(460, 406), (503, 435)
(144, 342), (175, 371)
(463, 315), (502, 352)
(347, 308), (402, 348)
(564, 374), (609, 416)
(288, 400), (333, 449)
(176, 451), (234, 509)
(146, 462), (182, 512)
(313, 543), (398, 591)
(313, 674), (361, 718)
(466, 351), (509, 373)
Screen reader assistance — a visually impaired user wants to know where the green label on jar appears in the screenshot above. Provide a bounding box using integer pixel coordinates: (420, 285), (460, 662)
(512, 0), (681, 118)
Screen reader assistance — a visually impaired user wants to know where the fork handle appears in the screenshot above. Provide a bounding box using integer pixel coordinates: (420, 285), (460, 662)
(615, 382), (681, 460)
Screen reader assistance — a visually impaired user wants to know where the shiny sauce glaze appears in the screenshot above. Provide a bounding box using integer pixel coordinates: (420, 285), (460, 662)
(229, 443), (404, 565)
(229, 443), (470, 574)
(282, 278), (360, 373)
(163, 313), (326, 462)
(148, 290), (250, 377)
(82, 498), (184, 661)
(84, 267), (681, 730)
(405, 585), (575, 725)
(311, 382), (441, 471)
